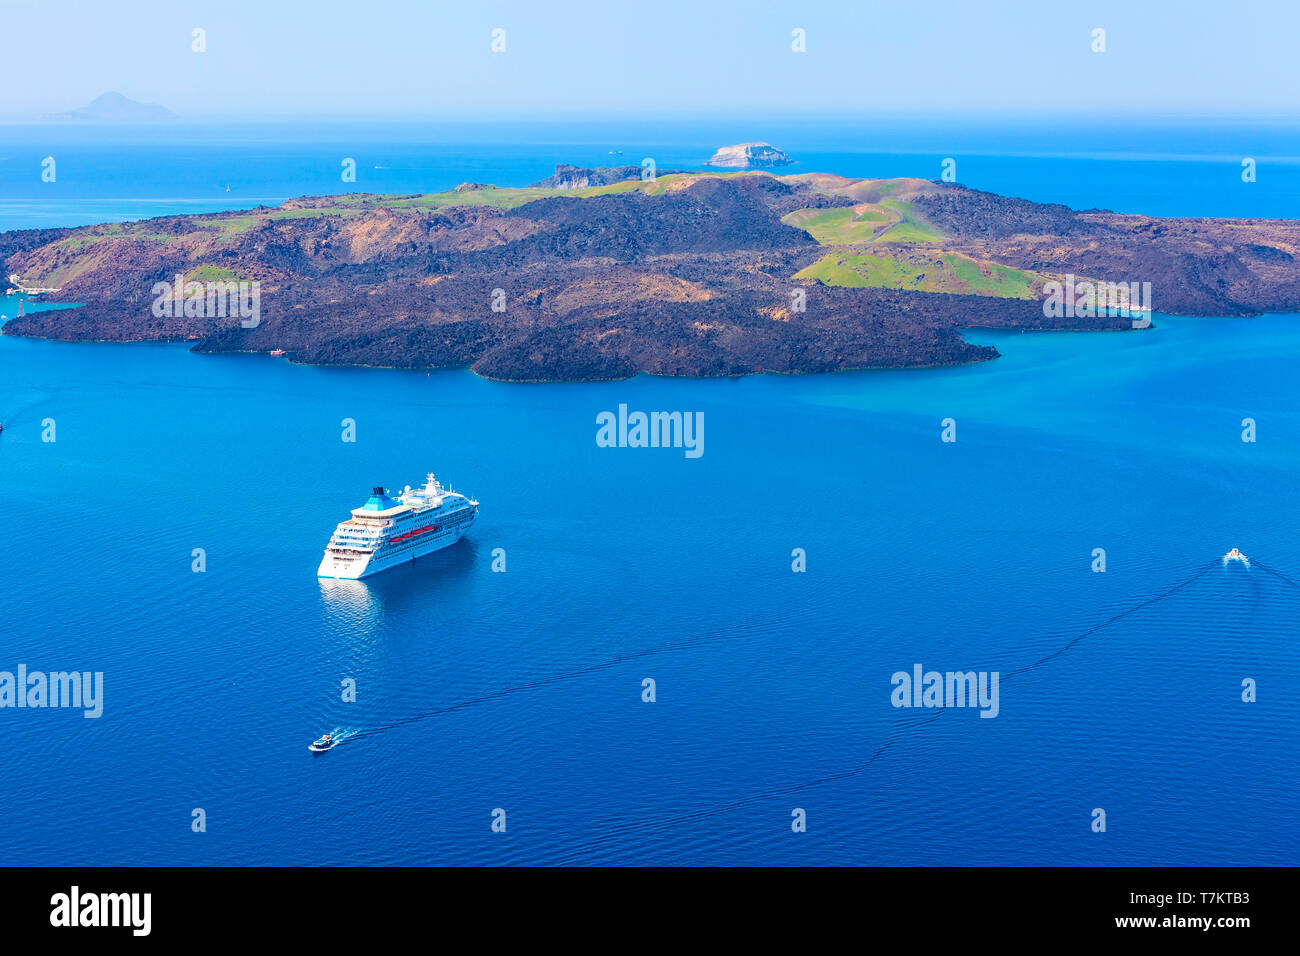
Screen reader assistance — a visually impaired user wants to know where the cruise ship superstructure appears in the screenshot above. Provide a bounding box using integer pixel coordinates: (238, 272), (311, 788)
(317, 473), (478, 579)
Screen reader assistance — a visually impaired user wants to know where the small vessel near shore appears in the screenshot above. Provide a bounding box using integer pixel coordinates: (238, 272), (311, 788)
(270, 349), (286, 357)
(6, 274), (61, 296)
(1223, 548), (1250, 568)
(317, 472), (479, 579)
(309, 733), (336, 753)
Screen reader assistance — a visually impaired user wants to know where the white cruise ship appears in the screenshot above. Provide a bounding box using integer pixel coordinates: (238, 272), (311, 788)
(317, 473), (478, 579)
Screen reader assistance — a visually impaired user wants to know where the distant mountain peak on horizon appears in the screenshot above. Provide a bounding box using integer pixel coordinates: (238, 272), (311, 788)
(41, 92), (178, 123)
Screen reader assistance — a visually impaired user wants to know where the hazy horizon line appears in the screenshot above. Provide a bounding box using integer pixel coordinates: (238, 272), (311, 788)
(3, 109), (1299, 127)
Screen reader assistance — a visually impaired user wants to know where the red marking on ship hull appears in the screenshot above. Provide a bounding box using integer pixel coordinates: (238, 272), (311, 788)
(388, 524), (441, 545)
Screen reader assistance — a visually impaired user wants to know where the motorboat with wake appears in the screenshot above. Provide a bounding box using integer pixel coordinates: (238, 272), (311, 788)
(308, 733), (336, 753)
(1223, 548), (1250, 568)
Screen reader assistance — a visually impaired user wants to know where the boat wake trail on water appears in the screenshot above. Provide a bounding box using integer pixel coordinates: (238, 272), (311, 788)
(999, 559), (1220, 680)
(317, 556), (1291, 857)
(1254, 560), (1300, 591)
(0, 390), (59, 430)
(550, 557), (1269, 860)
(350, 634), (737, 741)
(350, 560), (1226, 749)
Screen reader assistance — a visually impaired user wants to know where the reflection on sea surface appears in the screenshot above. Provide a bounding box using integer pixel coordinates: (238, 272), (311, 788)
(318, 577), (383, 628)
(317, 538), (482, 632)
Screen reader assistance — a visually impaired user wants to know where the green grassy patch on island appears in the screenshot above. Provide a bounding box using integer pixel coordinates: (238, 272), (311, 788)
(875, 201), (944, 243)
(269, 207), (349, 221)
(782, 205), (893, 244)
(795, 248), (1044, 299)
(187, 265), (239, 281)
(783, 199), (945, 245)
(368, 172), (757, 211)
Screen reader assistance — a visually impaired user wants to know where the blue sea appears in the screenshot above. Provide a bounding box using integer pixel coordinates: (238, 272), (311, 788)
(1, 121), (1298, 865)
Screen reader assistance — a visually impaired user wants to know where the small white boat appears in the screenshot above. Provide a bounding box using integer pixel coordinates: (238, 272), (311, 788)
(1223, 548), (1250, 568)
(308, 733), (336, 753)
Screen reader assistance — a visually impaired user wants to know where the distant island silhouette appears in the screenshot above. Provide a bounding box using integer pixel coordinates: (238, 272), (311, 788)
(40, 92), (177, 123)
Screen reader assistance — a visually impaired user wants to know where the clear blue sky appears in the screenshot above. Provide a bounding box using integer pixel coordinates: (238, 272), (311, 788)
(1, 0), (1295, 120)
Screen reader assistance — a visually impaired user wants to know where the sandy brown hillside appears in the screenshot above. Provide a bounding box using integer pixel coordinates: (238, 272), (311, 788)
(3, 167), (1297, 380)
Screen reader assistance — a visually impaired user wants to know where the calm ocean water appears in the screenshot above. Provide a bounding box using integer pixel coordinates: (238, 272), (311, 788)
(3, 118), (1300, 230)
(1, 123), (1298, 865)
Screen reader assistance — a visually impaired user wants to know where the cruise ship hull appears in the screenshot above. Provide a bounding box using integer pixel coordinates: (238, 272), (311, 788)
(317, 518), (474, 579)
